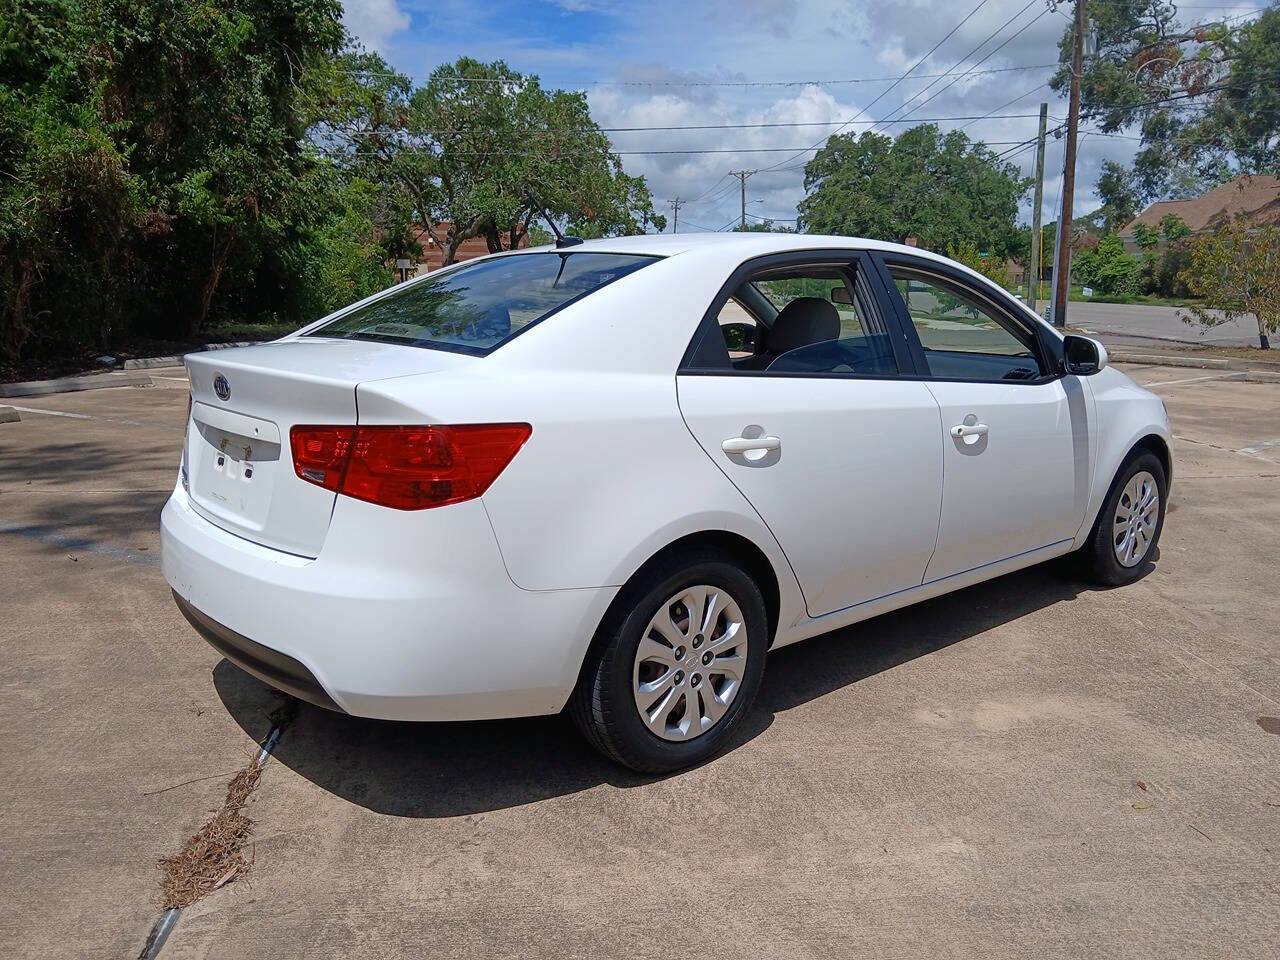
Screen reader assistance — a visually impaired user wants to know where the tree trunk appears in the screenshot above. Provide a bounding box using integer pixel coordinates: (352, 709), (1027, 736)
(483, 223), (503, 254)
(1259, 315), (1270, 350)
(192, 228), (234, 337)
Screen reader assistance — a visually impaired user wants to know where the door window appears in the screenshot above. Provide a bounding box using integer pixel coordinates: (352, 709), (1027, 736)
(708, 262), (899, 376)
(885, 265), (1044, 382)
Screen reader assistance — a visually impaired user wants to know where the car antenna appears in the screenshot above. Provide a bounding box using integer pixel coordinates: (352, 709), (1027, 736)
(525, 190), (583, 250)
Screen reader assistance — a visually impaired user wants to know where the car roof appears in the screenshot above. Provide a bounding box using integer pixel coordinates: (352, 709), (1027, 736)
(529, 232), (956, 266)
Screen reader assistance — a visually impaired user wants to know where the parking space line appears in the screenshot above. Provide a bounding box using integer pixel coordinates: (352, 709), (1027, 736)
(1140, 373), (1239, 388)
(5, 404), (181, 431)
(1239, 438), (1280, 455)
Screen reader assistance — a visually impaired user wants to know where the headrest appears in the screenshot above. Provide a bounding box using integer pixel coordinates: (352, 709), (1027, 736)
(769, 297), (840, 354)
(474, 304), (511, 340)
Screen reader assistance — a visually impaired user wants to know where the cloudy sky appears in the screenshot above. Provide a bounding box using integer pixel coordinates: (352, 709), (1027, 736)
(340, 0), (1261, 232)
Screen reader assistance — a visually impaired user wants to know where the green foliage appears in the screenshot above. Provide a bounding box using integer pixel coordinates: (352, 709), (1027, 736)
(1095, 160), (1141, 234)
(798, 125), (1028, 258)
(1073, 234), (1140, 296)
(335, 55), (664, 264)
(1180, 218), (1280, 348)
(0, 22), (664, 366)
(1053, 3), (1279, 202)
(731, 219), (796, 233)
(946, 239), (1011, 288)
(1131, 222), (1159, 250)
(0, 0), (356, 360)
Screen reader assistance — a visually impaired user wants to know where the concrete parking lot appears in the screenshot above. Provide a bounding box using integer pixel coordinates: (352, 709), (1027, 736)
(2, 365), (1278, 959)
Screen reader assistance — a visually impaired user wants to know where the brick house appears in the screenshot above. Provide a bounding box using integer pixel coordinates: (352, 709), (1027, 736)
(1119, 174), (1280, 252)
(404, 223), (531, 276)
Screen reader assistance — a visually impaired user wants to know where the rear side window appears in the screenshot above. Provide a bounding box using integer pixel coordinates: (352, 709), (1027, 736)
(308, 252), (658, 355)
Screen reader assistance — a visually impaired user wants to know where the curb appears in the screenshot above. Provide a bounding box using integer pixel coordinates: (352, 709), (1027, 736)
(0, 405), (18, 423)
(122, 340), (259, 369)
(0, 370), (153, 399)
(1241, 370), (1280, 384)
(1110, 352), (1234, 370)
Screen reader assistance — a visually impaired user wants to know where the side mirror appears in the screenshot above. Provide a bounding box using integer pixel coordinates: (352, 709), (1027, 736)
(830, 286), (853, 305)
(720, 321), (758, 353)
(1063, 334), (1108, 376)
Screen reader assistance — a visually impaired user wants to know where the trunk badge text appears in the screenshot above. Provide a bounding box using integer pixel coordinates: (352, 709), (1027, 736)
(213, 374), (231, 401)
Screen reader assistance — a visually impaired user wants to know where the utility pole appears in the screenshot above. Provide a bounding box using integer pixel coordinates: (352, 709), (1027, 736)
(668, 197), (684, 233)
(729, 170), (756, 231)
(1051, 0), (1087, 328)
(1028, 102), (1049, 311)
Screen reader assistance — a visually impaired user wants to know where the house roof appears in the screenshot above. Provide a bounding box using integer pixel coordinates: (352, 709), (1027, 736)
(1121, 174), (1280, 235)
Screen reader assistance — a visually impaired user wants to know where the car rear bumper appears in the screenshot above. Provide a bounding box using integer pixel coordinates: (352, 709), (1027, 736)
(173, 590), (343, 712)
(161, 483), (615, 721)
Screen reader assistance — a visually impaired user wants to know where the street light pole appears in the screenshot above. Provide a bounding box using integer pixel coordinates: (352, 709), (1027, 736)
(1051, 0), (1087, 328)
(1028, 102), (1049, 310)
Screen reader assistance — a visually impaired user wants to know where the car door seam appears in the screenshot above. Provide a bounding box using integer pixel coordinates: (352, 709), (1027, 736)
(920, 380), (947, 586)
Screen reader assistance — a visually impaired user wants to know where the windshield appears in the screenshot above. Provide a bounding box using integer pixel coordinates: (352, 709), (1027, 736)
(307, 251), (658, 355)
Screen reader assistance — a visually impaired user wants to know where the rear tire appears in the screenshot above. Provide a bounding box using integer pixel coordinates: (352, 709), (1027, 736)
(570, 549), (768, 773)
(1077, 450), (1167, 586)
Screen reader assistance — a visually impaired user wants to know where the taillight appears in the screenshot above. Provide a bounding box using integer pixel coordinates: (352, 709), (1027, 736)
(290, 423), (530, 510)
(290, 426), (356, 492)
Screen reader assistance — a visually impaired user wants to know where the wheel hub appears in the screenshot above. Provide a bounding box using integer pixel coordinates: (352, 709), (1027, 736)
(1113, 470), (1159, 568)
(631, 585), (748, 742)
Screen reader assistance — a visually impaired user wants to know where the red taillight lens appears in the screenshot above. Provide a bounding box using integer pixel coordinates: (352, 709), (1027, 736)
(290, 423), (530, 510)
(290, 426), (356, 492)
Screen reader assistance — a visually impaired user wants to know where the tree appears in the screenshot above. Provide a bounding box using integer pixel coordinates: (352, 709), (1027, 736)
(1180, 219), (1280, 348)
(1096, 160), (1142, 234)
(731, 219), (796, 233)
(348, 57), (664, 266)
(1052, 3), (1280, 203)
(798, 124), (1028, 257)
(946, 239), (1011, 287)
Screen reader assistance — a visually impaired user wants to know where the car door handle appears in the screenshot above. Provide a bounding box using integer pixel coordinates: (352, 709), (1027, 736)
(722, 435), (781, 454)
(950, 423), (989, 438)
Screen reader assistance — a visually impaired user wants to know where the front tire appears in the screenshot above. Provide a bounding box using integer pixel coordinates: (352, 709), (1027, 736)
(570, 549), (768, 773)
(1078, 450), (1167, 586)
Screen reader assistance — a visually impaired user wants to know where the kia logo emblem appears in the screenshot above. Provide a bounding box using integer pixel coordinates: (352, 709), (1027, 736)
(213, 374), (231, 402)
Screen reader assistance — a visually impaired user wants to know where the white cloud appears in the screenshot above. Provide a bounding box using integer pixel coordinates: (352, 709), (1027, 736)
(342, 0), (411, 51)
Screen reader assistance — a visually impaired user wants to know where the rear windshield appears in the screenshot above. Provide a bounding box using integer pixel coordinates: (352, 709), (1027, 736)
(307, 251), (658, 355)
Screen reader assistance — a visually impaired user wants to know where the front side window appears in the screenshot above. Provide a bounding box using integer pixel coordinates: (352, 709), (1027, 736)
(309, 252), (657, 355)
(886, 265), (1044, 381)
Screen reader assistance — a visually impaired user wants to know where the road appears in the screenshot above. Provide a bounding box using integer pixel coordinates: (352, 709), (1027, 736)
(1064, 301), (1259, 348)
(2, 369), (1279, 958)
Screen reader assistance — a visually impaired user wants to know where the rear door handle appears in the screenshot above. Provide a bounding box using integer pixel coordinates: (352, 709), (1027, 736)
(950, 422), (989, 438)
(722, 435), (781, 454)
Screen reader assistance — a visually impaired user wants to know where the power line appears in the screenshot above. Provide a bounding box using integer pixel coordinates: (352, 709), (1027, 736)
(960, 82), (1053, 129)
(874, 2), (1051, 133)
(756, 0), (996, 174)
(337, 111), (1062, 138)
(339, 61), (1061, 88)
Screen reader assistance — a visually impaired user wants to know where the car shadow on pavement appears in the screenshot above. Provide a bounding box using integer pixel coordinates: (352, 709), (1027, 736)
(214, 558), (1149, 818)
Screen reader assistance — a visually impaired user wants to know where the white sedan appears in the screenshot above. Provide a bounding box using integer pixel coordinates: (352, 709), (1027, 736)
(162, 234), (1171, 772)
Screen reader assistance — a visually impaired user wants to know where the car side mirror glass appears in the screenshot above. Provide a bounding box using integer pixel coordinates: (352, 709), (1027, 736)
(721, 321), (757, 353)
(830, 286), (853, 305)
(1063, 334), (1108, 376)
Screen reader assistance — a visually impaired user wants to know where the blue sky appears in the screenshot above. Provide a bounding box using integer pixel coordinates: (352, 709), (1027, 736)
(341, 0), (1264, 231)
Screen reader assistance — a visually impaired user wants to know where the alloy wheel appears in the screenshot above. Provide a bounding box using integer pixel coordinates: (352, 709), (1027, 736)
(631, 585), (747, 742)
(1113, 470), (1160, 568)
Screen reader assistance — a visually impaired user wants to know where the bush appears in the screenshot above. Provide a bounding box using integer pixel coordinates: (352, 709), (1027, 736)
(1073, 234), (1139, 296)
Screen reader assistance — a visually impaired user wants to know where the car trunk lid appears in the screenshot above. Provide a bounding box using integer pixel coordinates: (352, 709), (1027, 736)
(183, 338), (471, 557)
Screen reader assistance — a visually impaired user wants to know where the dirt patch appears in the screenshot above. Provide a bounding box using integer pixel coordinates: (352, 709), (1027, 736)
(157, 758), (264, 908)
